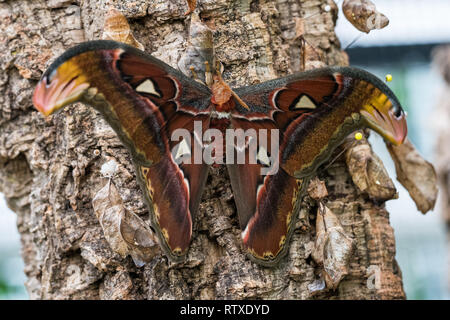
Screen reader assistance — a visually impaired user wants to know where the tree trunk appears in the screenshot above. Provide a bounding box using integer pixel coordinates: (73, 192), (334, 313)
(0, 0), (405, 300)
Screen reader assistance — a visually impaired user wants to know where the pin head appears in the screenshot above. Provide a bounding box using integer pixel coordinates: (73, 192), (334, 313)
(385, 74), (393, 82)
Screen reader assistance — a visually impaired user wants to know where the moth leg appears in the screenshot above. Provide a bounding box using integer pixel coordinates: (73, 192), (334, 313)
(189, 66), (200, 80)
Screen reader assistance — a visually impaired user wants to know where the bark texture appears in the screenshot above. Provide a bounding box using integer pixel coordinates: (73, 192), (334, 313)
(0, 0), (405, 299)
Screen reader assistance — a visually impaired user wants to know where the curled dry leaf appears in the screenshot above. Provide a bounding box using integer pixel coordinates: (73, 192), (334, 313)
(387, 138), (438, 214)
(102, 8), (144, 50)
(312, 203), (354, 290)
(119, 203), (160, 266)
(342, 0), (389, 33)
(178, 12), (215, 85)
(92, 180), (159, 267)
(345, 134), (397, 201)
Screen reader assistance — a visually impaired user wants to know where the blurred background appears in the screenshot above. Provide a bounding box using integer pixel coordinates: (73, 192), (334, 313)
(0, 196), (26, 299)
(1, 0), (449, 299)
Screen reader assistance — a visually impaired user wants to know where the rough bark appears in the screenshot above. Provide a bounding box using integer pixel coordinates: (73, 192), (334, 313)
(0, 0), (405, 299)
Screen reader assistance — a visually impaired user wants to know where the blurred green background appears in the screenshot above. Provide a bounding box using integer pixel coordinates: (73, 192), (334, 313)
(0, 196), (27, 299)
(0, 0), (449, 299)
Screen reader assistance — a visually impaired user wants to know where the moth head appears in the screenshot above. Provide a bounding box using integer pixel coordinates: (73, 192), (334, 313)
(360, 91), (407, 145)
(33, 59), (90, 116)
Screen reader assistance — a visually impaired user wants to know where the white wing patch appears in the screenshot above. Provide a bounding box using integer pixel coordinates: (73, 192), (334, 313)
(256, 146), (271, 166)
(294, 95), (316, 110)
(174, 138), (191, 163)
(136, 79), (161, 97)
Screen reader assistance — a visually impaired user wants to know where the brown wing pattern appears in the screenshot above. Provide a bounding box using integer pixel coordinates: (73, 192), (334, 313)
(33, 41), (212, 260)
(231, 67), (407, 265)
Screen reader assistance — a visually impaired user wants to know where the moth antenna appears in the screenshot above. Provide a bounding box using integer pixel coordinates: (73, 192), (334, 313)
(230, 89), (251, 111)
(214, 62), (251, 111)
(204, 60), (211, 73)
(219, 78), (251, 111)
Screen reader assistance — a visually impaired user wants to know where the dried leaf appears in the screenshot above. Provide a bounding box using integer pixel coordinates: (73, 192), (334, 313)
(387, 138), (438, 214)
(342, 0), (389, 33)
(92, 181), (128, 257)
(322, 227), (354, 290)
(120, 203), (160, 267)
(178, 12), (215, 85)
(312, 203), (354, 290)
(345, 136), (397, 201)
(311, 208), (327, 266)
(102, 8), (144, 50)
(92, 180), (159, 266)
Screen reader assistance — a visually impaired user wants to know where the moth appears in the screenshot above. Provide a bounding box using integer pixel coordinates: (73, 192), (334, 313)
(33, 40), (407, 266)
(342, 0), (389, 34)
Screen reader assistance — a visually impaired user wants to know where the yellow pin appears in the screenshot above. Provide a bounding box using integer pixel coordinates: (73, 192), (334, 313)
(385, 74), (393, 82)
(355, 132), (363, 140)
